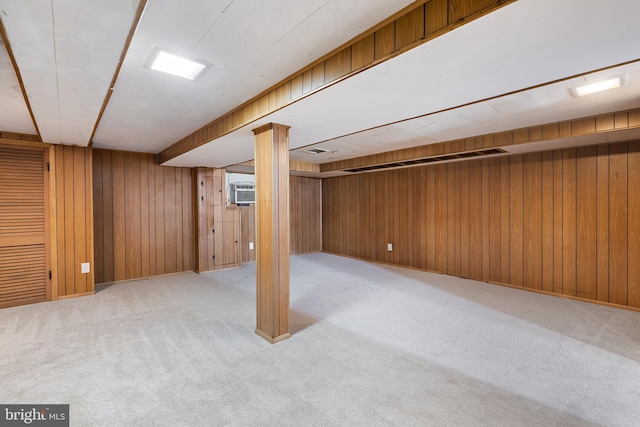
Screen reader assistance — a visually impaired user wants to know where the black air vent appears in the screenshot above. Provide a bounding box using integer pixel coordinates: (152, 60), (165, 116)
(344, 148), (506, 173)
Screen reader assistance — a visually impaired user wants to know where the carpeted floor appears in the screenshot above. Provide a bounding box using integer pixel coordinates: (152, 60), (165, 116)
(1, 253), (639, 426)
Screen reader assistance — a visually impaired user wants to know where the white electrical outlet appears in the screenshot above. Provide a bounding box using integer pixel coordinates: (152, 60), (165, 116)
(387, 243), (393, 252)
(81, 262), (90, 274)
(249, 242), (254, 250)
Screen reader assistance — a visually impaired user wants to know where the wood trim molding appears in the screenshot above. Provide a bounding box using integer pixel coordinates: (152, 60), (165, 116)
(158, 0), (516, 164)
(320, 107), (640, 172)
(0, 136), (47, 148)
(87, 0), (148, 147)
(235, 159), (320, 173)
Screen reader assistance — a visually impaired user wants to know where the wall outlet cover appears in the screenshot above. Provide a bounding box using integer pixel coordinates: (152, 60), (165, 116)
(81, 262), (90, 274)
(388, 243), (393, 251)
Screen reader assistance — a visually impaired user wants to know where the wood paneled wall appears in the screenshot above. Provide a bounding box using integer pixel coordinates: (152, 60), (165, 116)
(92, 149), (194, 284)
(53, 145), (94, 297)
(290, 176), (322, 255)
(240, 175), (322, 263)
(193, 168), (241, 272)
(322, 142), (640, 309)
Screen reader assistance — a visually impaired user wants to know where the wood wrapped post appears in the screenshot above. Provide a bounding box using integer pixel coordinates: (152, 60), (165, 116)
(253, 123), (290, 343)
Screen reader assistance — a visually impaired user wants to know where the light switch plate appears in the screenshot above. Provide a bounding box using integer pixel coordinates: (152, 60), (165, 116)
(81, 262), (90, 274)
(387, 243), (393, 252)
(249, 242), (254, 250)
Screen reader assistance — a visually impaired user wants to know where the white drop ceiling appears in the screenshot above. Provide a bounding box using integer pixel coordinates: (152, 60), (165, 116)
(1, 0), (639, 174)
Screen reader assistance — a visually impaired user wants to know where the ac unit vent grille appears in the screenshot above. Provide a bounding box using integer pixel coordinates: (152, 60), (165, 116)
(344, 148), (505, 173)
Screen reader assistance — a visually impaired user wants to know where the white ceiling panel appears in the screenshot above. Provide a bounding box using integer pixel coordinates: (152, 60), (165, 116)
(0, 40), (35, 134)
(92, 0), (413, 151)
(0, 0), (139, 145)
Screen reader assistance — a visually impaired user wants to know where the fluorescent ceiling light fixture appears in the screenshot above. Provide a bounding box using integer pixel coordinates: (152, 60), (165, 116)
(574, 77), (621, 96)
(150, 50), (207, 80)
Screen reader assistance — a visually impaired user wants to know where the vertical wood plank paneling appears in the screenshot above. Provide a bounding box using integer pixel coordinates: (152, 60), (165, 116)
(205, 171), (214, 270)
(112, 151), (125, 282)
(523, 153), (542, 289)
(596, 145), (610, 302)
(85, 148), (95, 295)
(154, 163), (165, 275)
(500, 157), (510, 284)
(393, 170), (401, 265)
(321, 141), (639, 309)
(92, 150), (193, 284)
(576, 147), (597, 300)
(562, 149), (577, 296)
(449, 0), (497, 23)
(489, 158), (501, 282)
(425, 0), (448, 35)
(509, 155), (523, 287)
(609, 143), (628, 305)
(93, 150), (104, 285)
(52, 145), (94, 297)
(628, 142), (640, 308)
(481, 159), (490, 282)
(179, 170), (190, 269)
(469, 160), (482, 280)
(553, 150), (563, 294)
(396, 6), (424, 49)
(459, 161), (470, 278)
(375, 22), (395, 59)
(73, 147), (87, 294)
(102, 151), (114, 282)
(447, 163), (456, 275)
(541, 151), (554, 292)
(140, 155), (150, 278)
(435, 164), (447, 272)
(426, 166), (436, 271)
(164, 167), (177, 273)
(351, 35), (374, 71)
(454, 162), (461, 276)
(174, 169), (184, 270)
(124, 152), (141, 279)
(55, 147), (66, 292)
(148, 156), (157, 277)
(63, 147), (75, 295)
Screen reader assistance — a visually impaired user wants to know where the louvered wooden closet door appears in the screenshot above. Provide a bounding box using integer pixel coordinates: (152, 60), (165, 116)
(0, 145), (47, 308)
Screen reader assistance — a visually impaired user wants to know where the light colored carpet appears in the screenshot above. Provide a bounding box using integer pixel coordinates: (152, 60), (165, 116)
(1, 253), (639, 426)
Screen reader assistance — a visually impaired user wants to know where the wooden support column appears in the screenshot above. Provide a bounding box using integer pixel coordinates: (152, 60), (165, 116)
(253, 123), (291, 343)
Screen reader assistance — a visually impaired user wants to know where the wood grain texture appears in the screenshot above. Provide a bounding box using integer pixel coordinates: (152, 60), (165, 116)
(396, 6), (424, 49)
(562, 149), (577, 296)
(523, 153), (542, 290)
(322, 140), (640, 309)
(541, 151), (554, 292)
(609, 143), (628, 305)
(576, 147), (597, 299)
(628, 142), (640, 308)
(254, 123), (290, 342)
(92, 149), (193, 284)
(0, 144), (48, 308)
(54, 145), (94, 297)
(320, 107), (640, 173)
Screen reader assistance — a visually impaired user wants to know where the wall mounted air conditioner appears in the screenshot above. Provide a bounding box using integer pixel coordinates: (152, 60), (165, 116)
(228, 182), (255, 205)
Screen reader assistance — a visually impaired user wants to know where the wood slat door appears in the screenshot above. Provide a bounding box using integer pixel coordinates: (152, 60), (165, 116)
(0, 145), (48, 308)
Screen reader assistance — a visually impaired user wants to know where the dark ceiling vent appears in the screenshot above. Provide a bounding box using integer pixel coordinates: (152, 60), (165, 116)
(344, 148), (506, 173)
(304, 147), (332, 154)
